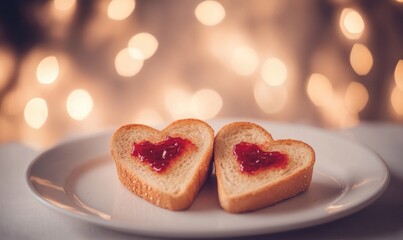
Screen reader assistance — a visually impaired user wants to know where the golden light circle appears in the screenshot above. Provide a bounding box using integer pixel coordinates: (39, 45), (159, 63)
(107, 0), (135, 21)
(230, 46), (259, 76)
(128, 32), (159, 59)
(115, 48), (144, 77)
(195, 1), (225, 26)
(0, 47), (15, 90)
(345, 81), (369, 113)
(350, 43), (373, 76)
(36, 56), (59, 84)
(395, 59), (403, 91)
(190, 89), (223, 119)
(66, 89), (93, 121)
(261, 58), (287, 86)
(164, 88), (192, 119)
(254, 80), (287, 114)
(24, 98), (48, 129)
(391, 86), (403, 116)
(306, 73), (334, 107)
(54, 0), (76, 11)
(340, 8), (365, 39)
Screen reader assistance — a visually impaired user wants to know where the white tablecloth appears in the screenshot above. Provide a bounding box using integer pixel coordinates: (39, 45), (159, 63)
(1, 123), (402, 239)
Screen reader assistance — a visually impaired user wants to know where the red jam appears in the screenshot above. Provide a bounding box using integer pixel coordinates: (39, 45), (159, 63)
(131, 137), (194, 173)
(234, 142), (288, 174)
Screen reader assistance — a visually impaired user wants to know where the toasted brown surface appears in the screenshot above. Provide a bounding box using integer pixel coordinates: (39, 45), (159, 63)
(214, 122), (315, 213)
(110, 119), (214, 210)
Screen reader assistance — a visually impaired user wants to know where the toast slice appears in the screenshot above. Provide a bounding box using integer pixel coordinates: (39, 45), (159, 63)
(214, 122), (315, 213)
(110, 119), (214, 211)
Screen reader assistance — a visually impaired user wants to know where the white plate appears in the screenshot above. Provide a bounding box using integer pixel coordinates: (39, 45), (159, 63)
(26, 119), (389, 238)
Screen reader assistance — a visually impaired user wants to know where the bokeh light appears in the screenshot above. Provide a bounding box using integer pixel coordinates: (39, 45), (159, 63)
(107, 0), (135, 20)
(340, 8), (365, 39)
(254, 80), (287, 114)
(190, 89), (223, 119)
(0, 0), (402, 148)
(24, 98), (48, 129)
(0, 47), (15, 90)
(261, 57), (287, 86)
(391, 86), (403, 116)
(307, 73), (334, 107)
(345, 81), (369, 113)
(395, 60), (403, 91)
(350, 43), (373, 76)
(66, 89), (93, 121)
(164, 88), (192, 119)
(36, 56), (59, 84)
(54, 0), (76, 11)
(128, 32), (159, 60)
(230, 46), (259, 76)
(115, 48), (144, 77)
(195, 0), (225, 26)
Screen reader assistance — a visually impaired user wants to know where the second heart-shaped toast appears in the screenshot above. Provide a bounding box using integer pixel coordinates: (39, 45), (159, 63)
(110, 119), (214, 210)
(214, 122), (315, 213)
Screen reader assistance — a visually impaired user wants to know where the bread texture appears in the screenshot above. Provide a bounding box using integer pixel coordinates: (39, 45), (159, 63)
(214, 122), (315, 213)
(110, 119), (214, 211)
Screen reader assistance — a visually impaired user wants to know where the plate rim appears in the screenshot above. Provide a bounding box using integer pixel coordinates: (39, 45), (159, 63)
(25, 118), (390, 238)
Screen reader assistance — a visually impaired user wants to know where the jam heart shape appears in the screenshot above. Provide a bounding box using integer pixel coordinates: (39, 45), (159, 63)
(214, 122), (315, 213)
(234, 141), (288, 174)
(131, 136), (195, 173)
(111, 119), (214, 210)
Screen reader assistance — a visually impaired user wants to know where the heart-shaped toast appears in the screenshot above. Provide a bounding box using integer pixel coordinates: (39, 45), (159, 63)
(214, 122), (315, 213)
(110, 119), (214, 210)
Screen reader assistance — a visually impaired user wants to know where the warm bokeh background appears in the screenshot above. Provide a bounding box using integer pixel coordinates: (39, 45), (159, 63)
(0, 0), (402, 148)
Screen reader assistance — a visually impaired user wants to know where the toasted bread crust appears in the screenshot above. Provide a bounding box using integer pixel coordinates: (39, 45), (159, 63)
(110, 119), (214, 211)
(214, 122), (315, 213)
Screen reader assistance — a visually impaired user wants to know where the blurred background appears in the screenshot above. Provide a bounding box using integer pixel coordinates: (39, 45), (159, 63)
(0, 0), (402, 149)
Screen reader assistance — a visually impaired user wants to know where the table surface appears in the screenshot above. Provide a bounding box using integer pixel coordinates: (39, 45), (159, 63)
(1, 122), (402, 240)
